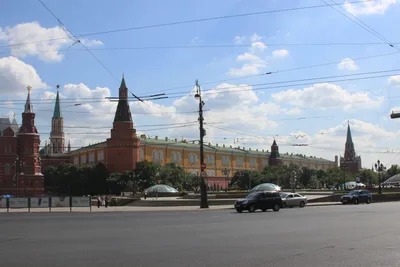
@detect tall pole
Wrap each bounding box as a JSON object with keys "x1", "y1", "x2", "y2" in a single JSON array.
[{"x1": 195, "y1": 80, "x2": 209, "y2": 208}]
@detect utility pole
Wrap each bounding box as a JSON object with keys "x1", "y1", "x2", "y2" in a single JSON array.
[{"x1": 195, "y1": 80, "x2": 209, "y2": 208}]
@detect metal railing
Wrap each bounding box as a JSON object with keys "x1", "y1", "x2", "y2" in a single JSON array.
[{"x1": 0, "y1": 196, "x2": 91, "y2": 212}]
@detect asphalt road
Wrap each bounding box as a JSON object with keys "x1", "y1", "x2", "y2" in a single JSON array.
[{"x1": 1, "y1": 202, "x2": 400, "y2": 267}]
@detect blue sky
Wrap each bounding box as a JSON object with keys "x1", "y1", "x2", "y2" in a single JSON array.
[{"x1": 1, "y1": 0, "x2": 400, "y2": 168}]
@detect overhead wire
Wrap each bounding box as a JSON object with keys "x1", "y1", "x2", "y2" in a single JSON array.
[
  {"x1": 0, "y1": 0, "x2": 378, "y2": 49},
  {"x1": 323, "y1": 0, "x2": 399, "y2": 52},
  {"x1": 1, "y1": 66, "x2": 399, "y2": 105}
]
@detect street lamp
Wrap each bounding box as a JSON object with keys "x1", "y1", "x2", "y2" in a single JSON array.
[
  {"x1": 195, "y1": 79, "x2": 208, "y2": 209},
  {"x1": 374, "y1": 160, "x2": 385, "y2": 194},
  {"x1": 222, "y1": 168, "x2": 230, "y2": 190},
  {"x1": 13, "y1": 155, "x2": 25, "y2": 197}
]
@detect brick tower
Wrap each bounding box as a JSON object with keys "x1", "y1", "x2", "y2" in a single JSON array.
[
  {"x1": 268, "y1": 139, "x2": 282, "y2": 166},
  {"x1": 106, "y1": 76, "x2": 140, "y2": 173},
  {"x1": 340, "y1": 121, "x2": 361, "y2": 173},
  {"x1": 17, "y1": 86, "x2": 44, "y2": 196},
  {"x1": 49, "y1": 85, "x2": 65, "y2": 154}
]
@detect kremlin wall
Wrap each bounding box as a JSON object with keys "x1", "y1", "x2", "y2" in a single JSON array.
[{"x1": 0, "y1": 77, "x2": 341, "y2": 196}]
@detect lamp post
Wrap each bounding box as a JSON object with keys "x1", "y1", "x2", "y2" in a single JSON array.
[
  {"x1": 13, "y1": 155, "x2": 25, "y2": 197},
  {"x1": 374, "y1": 160, "x2": 385, "y2": 194},
  {"x1": 222, "y1": 168, "x2": 230, "y2": 190},
  {"x1": 195, "y1": 80, "x2": 208, "y2": 208}
]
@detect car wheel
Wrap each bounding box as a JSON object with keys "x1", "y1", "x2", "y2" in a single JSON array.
[
  {"x1": 299, "y1": 201, "x2": 305, "y2": 208},
  {"x1": 272, "y1": 204, "x2": 280, "y2": 212},
  {"x1": 236, "y1": 208, "x2": 243, "y2": 213},
  {"x1": 282, "y1": 202, "x2": 287, "y2": 208},
  {"x1": 261, "y1": 208, "x2": 267, "y2": 212},
  {"x1": 366, "y1": 198, "x2": 371, "y2": 204},
  {"x1": 353, "y1": 198, "x2": 359, "y2": 204},
  {"x1": 248, "y1": 205, "x2": 256, "y2": 212}
]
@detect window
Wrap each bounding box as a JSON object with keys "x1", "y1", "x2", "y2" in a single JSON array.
[
  {"x1": 221, "y1": 155, "x2": 230, "y2": 166},
  {"x1": 97, "y1": 151, "x2": 104, "y2": 161},
  {"x1": 206, "y1": 154, "x2": 215, "y2": 164},
  {"x1": 139, "y1": 148, "x2": 144, "y2": 161},
  {"x1": 152, "y1": 150, "x2": 159, "y2": 163},
  {"x1": 4, "y1": 163, "x2": 11, "y2": 175},
  {"x1": 177, "y1": 152, "x2": 182, "y2": 163},
  {"x1": 74, "y1": 156, "x2": 79, "y2": 165},
  {"x1": 206, "y1": 170, "x2": 215, "y2": 176},
  {"x1": 172, "y1": 151, "x2": 177, "y2": 163},
  {"x1": 189, "y1": 153, "x2": 198, "y2": 165},
  {"x1": 81, "y1": 155, "x2": 86, "y2": 164},
  {"x1": 158, "y1": 150, "x2": 163, "y2": 163},
  {"x1": 89, "y1": 152, "x2": 95, "y2": 164},
  {"x1": 236, "y1": 156, "x2": 244, "y2": 168},
  {"x1": 262, "y1": 159, "x2": 268, "y2": 168},
  {"x1": 249, "y1": 158, "x2": 257, "y2": 168}
]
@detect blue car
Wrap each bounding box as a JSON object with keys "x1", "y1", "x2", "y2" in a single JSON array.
[{"x1": 341, "y1": 190, "x2": 372, "y2": 205}]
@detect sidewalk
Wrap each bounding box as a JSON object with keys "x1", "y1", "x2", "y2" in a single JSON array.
[{"x1": 0, "y1": 202, "x2": 340, "y2": 213}]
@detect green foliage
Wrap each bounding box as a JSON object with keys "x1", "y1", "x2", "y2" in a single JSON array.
[{"x1": 44, "y1": 162, "x2": 110, "y2": 196}]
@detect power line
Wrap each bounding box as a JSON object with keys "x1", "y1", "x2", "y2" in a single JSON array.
[
  {"x1": 0, "y1": 0, "x2": 377, "y2": 49},
  {"x1": 323, "y1": 0, "x2": 399, "y2": 52},
  {"x1": 206, "y1": 125, "x2": 400, "y2": 155},
  {"x1": 2, "y1": 42, "x2": 400, "y2": 56},
  {"x1": 37, "y1": 0, "x2": 148, "y2": 103},
  {"x1": 127, "y1": 51, "x2": 400, "y2": 95},
  {"x1": 2, "y1": 66, "x2": 399, "y2": 105}
]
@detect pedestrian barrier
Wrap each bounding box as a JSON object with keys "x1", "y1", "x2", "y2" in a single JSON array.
[{"x1": 0, "y1": 196, "x2": 91, "y2": 212}]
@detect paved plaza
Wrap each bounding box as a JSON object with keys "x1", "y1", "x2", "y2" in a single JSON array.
[{"x1": 1, "y1": 202, "x2": 400, "y2": 266}]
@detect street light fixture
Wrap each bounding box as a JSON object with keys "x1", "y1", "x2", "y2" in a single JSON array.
[
  {"x1": 374, "y1": 160, "x2": 385, "y2": 194},
  {"x1": 195, "y1": 80, "x2": 208, "y2": 209}
]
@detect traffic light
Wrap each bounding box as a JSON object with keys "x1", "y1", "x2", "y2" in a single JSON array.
[{"x1": 390, "y1": 112, "x2": 400, "y2": 119}]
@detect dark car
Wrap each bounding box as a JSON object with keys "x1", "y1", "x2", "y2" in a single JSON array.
[
  {"x1": 341, "y1": 190, "x2": 372, "y2": 205},
  {"x1": 234, "y1": 191, "x2": 282, "y2": 213}
]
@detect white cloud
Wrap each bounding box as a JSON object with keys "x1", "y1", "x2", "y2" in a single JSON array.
[
  {"x1": 228, "y1": 33, "x2": 269, "y2": 77},
  {"x1": 337, "y1": 57, "x2": 359, "y2": 71},
  {"x1": 272, "y1": 83, "x2": 383, "y2": 110},
  {"x1": 0, "y1": 56, "x2": 47, "y2": 96},
  {"x1": 234, "y1": 36, "x2": 246, "y2": 44},
  {"x1": 228, "y1": 64, "x2": 261, "y2": 76},
  {"x1": 249, "y1": 33, "x2": 264, "y2": 42},
  {"x1": 388, "y1": 75, "x2": 400, "y2": 86},
  {"x1": 250, "y1": 41, "x2": 267, "y2": 52},
  {"x1": 343, "y1": 0, "x2": 397, "y2": 16},
  {"x1": 236, "y1": 52, "x2": 263, "y2": 63},
  {"x1": 272, "y1": 49, "x2": 289, "y2": 57},
  {"x1": 0, "y1": 22, "x2": 103, "y2": 62},
  {"x1": 190, "y1": 37, "x2": 204, "y2": 45}
]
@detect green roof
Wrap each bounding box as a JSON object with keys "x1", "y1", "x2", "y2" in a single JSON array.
[{"x1": 53, "y1": 90, "x2": 62, "y2": 118}]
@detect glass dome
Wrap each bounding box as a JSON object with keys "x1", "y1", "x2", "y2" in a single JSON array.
[
  {"x1": 251, "y1": 183, "x2": 281, "y2": 192},
  {"x1": 384, "y1": 174, "x2": 400, "y2": 184},
  {"x1": 146, "y1": 184, "x2": 178, "y2": 193}
]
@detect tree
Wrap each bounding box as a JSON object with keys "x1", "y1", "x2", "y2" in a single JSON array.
[
  {"x1": 134, "y1": 161, "x2": 160, "y2": 191},
  {"x1": 386, "y1": 164, "x2": 400, "y2": 178}
]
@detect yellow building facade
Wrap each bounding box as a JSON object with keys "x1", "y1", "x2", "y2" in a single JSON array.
[{"x1": 69, "y1": 135, "x2": 338, "y2": 179}]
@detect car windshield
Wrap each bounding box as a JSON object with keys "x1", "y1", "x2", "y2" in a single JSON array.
[
  {"x1": 245, "y1": 192, "x2": 261, "y2": 199},
  {"x1": 280, "y1": 193, "x2": 288, "y2": 198},
  {"x1": 348, "y1": 190, "x2": 360, "y2": 195}
]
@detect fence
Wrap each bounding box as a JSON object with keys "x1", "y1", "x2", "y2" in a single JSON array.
[{"x1": 0, "y1": 196, "x2": 91, "y2": 212}]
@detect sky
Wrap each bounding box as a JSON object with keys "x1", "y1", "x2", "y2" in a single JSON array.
[{"x1": 1, "y1": 0, "x2": 400, "y2": 169}]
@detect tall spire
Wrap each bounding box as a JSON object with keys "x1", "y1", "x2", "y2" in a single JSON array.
[
  {"x1": 346, "y1": 120, "x2": 353, "y2": 144},
  {"x1": 53, "y1": 85, "x2": 62, "y2": 118},
  {"x1": 113, "y1": 75, "x2": 132, "y2": 122},
  {"x1": 24, "y1": 85, "x2": 32, "y2": 113},
  {"x1": 67, "y1": 139, "x2": 71, "y2": 153}
]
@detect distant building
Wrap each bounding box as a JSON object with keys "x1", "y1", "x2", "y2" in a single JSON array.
[
  {"x1": 0, "y1": 86, "x2": 44, "y2": 196},
  {"x1": 340, "y1": 122, "x2": 362, "y2": 173}
]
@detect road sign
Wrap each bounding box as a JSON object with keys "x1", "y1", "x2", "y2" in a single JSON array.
[{"x1": 201, "y1": 163, "x2": 206, "y2": 170}]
